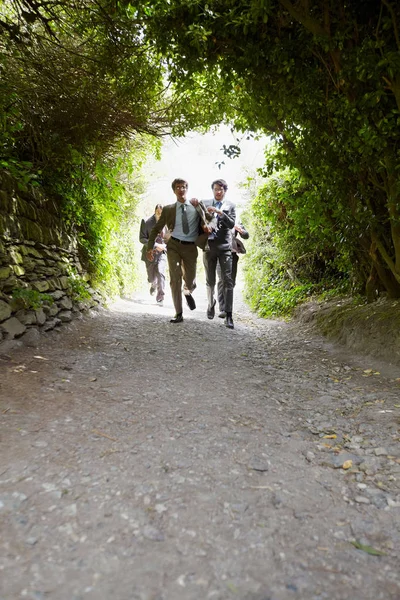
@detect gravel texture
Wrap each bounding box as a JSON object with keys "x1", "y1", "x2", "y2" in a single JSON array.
[{"x1": 1, "y1": 284, "x2": 399, "y2": 600}]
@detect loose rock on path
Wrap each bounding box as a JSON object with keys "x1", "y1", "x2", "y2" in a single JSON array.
[{"x1": 1, "y1": 287, "x2": 399, "y2": 600}]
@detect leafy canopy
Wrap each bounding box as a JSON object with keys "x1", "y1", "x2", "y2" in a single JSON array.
[{"x1": 136, "y1": 0, "x2": 400, "y2": 299}]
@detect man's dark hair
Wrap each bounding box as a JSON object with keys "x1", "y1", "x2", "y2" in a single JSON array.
[
  {"x1": 154, "y1": 204, "x2": 162, "y2": 211},
  {"x1": 211, "y1": 179, "x2": 228, "y2": 191},
  {"x1": 171, "y1": 178, "x2": 188, "y2": 191}
]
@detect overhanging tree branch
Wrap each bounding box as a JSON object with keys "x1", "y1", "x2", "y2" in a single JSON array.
[{"x1": 278, "y1": 0, "x2": 327, "y2": 37}]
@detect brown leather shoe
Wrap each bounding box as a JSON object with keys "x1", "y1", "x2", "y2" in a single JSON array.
[{"x1": 170, "y1": 314, "x2": 183, "y2": 323}]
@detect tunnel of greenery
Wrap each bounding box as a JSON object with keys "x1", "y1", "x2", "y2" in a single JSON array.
[{"x1": 1, "y1": 0, "x2": 400, "y2": 317}]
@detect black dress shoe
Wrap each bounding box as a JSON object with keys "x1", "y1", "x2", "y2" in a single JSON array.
[
  {"x1": 207, "y1": 300, "x2": 216, "y2": 320},
  {"x1": 218, "y1": 311, "x2": 226, "y2": 319},
  {"x1": 170, "y1": 314, "x2": 183, "y2": 323},
  {"x1": 185, "y1": 294, "x2": 196, "y2": 310},
  {"x1": 225, "y1": 314, "x2": 234, "y2": 329}
]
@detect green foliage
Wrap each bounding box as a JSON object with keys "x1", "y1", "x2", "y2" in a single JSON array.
[
  {"x1": 0, "y1": 158, "x2": 38, "y2": 191},
  {"x1": 11, "y1": 287, "x2": 54, "y2": 310},
  {"x1": 0, "y1": 0, "x2": 219, "y2": 185},
  {"x1": 3, "y1": 0, "x2": 400, "y2": 306},
  {"x1": 137, "y1": 0, "x2": 400, "y2": 299},
  {"x1": 105, "y1": 211, "x2": 141, "y2": 297},
  {"x1": 243, "y1": 166, "x2": 353, "y2": 318},
  {"x1": 244, "y1": 234, "x2": 350, "y2": 318},
  {"x1": 66, "y1": 276, "x2": 91, "y2": 303},
  {"x1": 56, "y1": 136, "x2": 155, "y2": 295},
  {"x1": 1, "y1": 0, "x2": 171, "y2": 172},
  {"x1": 0, "y1": 96, "x2": 38, "y2": 190},
  {"x1": 1, "y1": 1, "x2": 227, "y2": 296}
]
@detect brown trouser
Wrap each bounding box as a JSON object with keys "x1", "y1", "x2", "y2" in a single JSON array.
[{"x1": 167, "y1": 237, "x2": 198, "y2": 315}]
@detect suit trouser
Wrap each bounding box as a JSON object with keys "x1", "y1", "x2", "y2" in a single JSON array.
[
  {"x1": 147, "y1": 254, "x2": 166, "y2": 302},
  {"x1": 218, "y1": 252, "x2": 238, "y2": 311},
  {"x1": 167, "y1": 237, "x2": 198, "y2": 314},
  {"x1": 203, "y1": 244, "x2": 233, "y2": 313},
  {"x1": 144, "y1": 258, "x2": 152, "y2": 284}
]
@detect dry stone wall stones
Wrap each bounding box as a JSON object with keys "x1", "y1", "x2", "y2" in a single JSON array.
[
  {"x1": 59, "y1": 297, "x2": 73, "y2": 310},
  {"x1": 1, "y1": 317, "x2": 26, "y2": 339},
  {"x1": 50, "y1": 290, "x2": 65, "y2": 301},
  {"x1": 44, "y1": 304, "x2": 60, "y2": 317},
  {"x1": 31, "y1": 280, "x2": 50, "y2": 293},
  {"x1": 14, "y1": 310, "x2": 37, "y2": 326},
  {"x1": 58, "y1": 310, "x2": 73, "y2": 322},
  {"x1": 0, "y1": 174, "x2": 101, "y2": 349},
  {"x1": 12, "y1": 265, "x2": 25, "y2": 276},
  {"x1": 0, "y1": 299, "x2": 12, "y2": 321},
  {"x1": 35, "y1": 308, "x2": 47, "y2": 326},
  {"x1": 42, "y1": 318, "x2": 62, "y2": 331},
  {"x1": 21, "y1": 327, "x2": 41, "y2": 347},
  {"x1": 59, "y1": 276, "x2": 69, "y2": 289}
]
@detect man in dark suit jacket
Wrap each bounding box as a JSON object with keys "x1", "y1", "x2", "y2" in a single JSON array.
[
  {"x1": 147, "y1": 178, "x2": 209, "y2": 323},
  {"x1": 139, "y1": 204, "x2": 165, "y2": 303},
  {"x1": 202, "y1": 179, "x2": 236, "y2": 329}
]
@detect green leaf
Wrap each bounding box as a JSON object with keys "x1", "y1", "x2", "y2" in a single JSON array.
[{"x1": 350, "y1": 541, "x2": 386, "y2": 556}]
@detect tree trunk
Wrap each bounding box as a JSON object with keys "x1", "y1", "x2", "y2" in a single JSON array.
[{"x1": 368, "y1": 239, "x2": 400, "y2": 298}]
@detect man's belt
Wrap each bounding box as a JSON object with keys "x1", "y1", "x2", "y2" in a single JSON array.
[{"x1": 170, "y1": 237, "x2": 195, "y2": 245}]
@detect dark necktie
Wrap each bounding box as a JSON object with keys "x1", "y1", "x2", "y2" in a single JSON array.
[
  {"x1": 215, "y1": 201, "x2": 222, "y2": 222},
  {"x1": 181, "y1": 204, "x2": 189, "y2": 234}
]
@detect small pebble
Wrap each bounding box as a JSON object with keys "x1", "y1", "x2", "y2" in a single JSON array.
[{"x1": 355, "y1": 496, "x2": 370, "y2": 504}]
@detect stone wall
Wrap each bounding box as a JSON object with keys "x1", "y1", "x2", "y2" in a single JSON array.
[{"x1": 0, "y1": 172, "x2": 100, "y2": 350}]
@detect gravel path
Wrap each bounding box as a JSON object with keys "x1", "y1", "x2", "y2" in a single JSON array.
[{"x1": 1, "y1": 284, "x2": 399, "y2": 600}]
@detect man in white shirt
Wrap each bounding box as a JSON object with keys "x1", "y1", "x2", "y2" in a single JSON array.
[{"x1": 147, "y1": 178, "x2": 208, "y2": 323}]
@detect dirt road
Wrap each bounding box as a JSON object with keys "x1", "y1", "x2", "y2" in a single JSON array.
[{"x1": 1, "y1": 286, "x2": 399, "y2": 600}]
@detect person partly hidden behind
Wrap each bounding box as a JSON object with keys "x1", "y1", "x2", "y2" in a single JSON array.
[
  {"x1": 146, "y1": 178, "x2": 212, "y2": 323},
  {"x1": 139, "y1": 204, "x2": 167, "y2": 306},
  {"x1": 217, "y1": 221, "x2": 249, "y2": 318}
]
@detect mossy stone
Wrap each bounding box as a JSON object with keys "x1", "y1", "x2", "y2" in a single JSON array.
[
  {"x1": 12, "y1": 264, "x2": 25, "y2": 276},
  {"x1": 9, "y1": 249, "x2": 23, "y2": 264},
  {"x1": 31, "y1": 280, "x2": 50, "y2": 292},
  {"x1": 0, "y1": 266, "x2": 11, "y2": 279}
]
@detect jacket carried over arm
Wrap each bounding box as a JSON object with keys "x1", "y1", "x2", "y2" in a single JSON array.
[
  {"x1": 139, "y1": 214, "x2": 157, "y2": 261},
  {"x1": 202, "y1": 199, "x2": 236, "y2": 249},
  {"x1": 232, "y1": 222, "x2": 249, "y2": 254},
  {"x1": 236, "y1": 223, "x2": 249, "y2": 240},
  {"x1": 220, "y1": 203, "x2": 236, "y2": 232}
]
